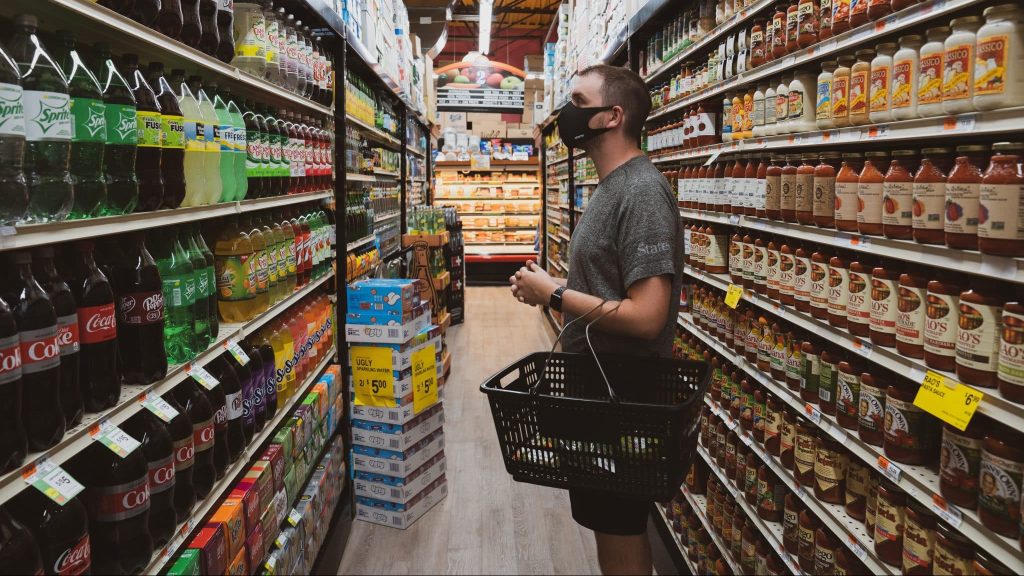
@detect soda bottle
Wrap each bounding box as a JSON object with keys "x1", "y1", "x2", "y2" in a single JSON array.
[
  {"x1": 187, "y1": 76, "x2": 222, "y2": 204},
  {"x1": 171, "y1": 379, "x2": 215, "y2": 499},
  {"x1": 94, "y1": 47, "x2": 140, "y2": 216},
  {"x1": 0, "y1": 295, "x2": 26, "y2": 474},
  {"x1": 180, "y1": 0, "x2": 202, "y2": 47},
  {"x1": 292, "y1": 208, "x2": 310, "y2": 287},
  {"x1": 241, "y1": 99, "x2": 264, "y2": 199},
  {"x1": 0, "y1": 41, "x2": 28, "y2": 225},
  {"x1": 160, "y1": 392, "x2": 196, "y2": 520},
  {"x1": 155, "y1": 0, "x2": 185, "y2": 40},
  {"x1": 244, "y1": 214, "x2": 270, "y2": 316},
  {"x1": 31, "y1": 247, "x2": 81, "y2": 426},
  {"x1": 196, "y1": 366, "x2": 228, "y2": 480},
  {"x1": 286, "y1": 309, "x2": 307, "y2": 382},
  {"x1": 216, "y1": 0, "x2": 235, "y2": 64},
  {"x1": 173, "y1": 69, "x2": 205, "y2": 207},
  {"x1": 279, "y1": 111, "x2": 294, "y2": 193},
  {"x1": 262, "y1": 1, "x2": 282, "y2": 86},
  {"x1": 5, "y1": 252, "x2": 64, "y2": 451},
  {"x1": 300, "y1": 24, "x2": 314, "y2": 99},
  {"x1": 221, "y1": 88, "x2": 247, "y2": 201},
  {"x1": 223, "y1": 342, "x2": 254, "y2": 442},
  {"x1": 0, "y1": 508, "x2": 44, "y2": 575},
  {"x1": 232, "y1": 2, "x2": 266, "y2": 77},
  {"x1": 254, "y1": 338, "x2": 277, "y2": 420},
  {"x1": 255, "y1": 214, "x2": 279, "y2": 305},
  {"x1": 112, "y1": 234, "x2": 167, "y2": 385},
  {"x1": 283, "y1": 14, "x2": 302, "y2": 95},
  {"x1": 214, "y1": 216, "x2": 254, "y2": 322},
  {"x1": 198, "y1": 0, "x2": 220, "y2": 56},
  {"x1": 262, "y1": 213, "x2": 286, "y2": 303},
  {"x1": 6, "y1": 489, "x2": 91, "y2": 576},
  {"x1": 181, "y1": 226, "x2": 210, "y2": 351},
  {"x1": 127, "y1": 0, "x2": 160, "y2": 26},
  {"x1": 208, "y1": 82, "x2": 235, "y2": 202},
  {"x1": 267, "y1": 320, "x2": 294, "y2": 405},
  {"x1": 65, "y1": 241, "x2": 120, "y2": 412},
  {"x1": 123, "y1": 53, "x2": 161, "y2": 213},
  {"x1": 263, "y1": 106, "x2": 284, "y2": 196},
  {"x1": 237, "y1": 340, "x2": 264, "y2": 433},
  {"x1": 146, "y1": 62, "x2": 185, "y2": 209},
  {"x1": 65, "y1": 440, "x2": 153, "y2": 575},
  {"x1": 211, "y1": 355, "x2": 245, "y2": 458},
  {"x1": 7, "y1": 14, "x2": 74, "y2": 223},
  {"x1": 121, "y1": 408, "x2": 176, "y2": 548},
  {"x1": 276, "y1": 209, "x2": 297, "y2": 293},
  {"x1": 191, "y1": 226, "x2": 218, "y2": 341},
  {"x1": 150, "y1": 230, "x2": 195, "y2": 364}
]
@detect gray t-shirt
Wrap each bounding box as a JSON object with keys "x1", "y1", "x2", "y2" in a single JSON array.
[{"x1": 563, "y1": 155, "x2": 683, "y2": 357}]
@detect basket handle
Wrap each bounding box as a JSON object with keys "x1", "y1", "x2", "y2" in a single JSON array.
[{"x1": 535, "y1": 300, "x2": 622, "y2": 402}]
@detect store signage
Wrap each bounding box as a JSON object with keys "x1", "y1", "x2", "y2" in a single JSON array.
[
  {"x1": 351, "y1": 346, "x2": 396, "y2": 407},
  {"x1": 411, "y1": 345, "x2": 438, "y2": 414},
  {"x1": 913, "y1": 370, "x2": 983, "y2": 431},
  {"x1": 436, "y1": 55, "x2": 526, "y2": 113}
]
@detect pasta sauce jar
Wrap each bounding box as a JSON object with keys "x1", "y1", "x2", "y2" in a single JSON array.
[
  {"x1": 884, "y1": 380, "x2": 939, "y2": 465},
  {"x1": 834, "y1": 152, "x2": 864, "y2": 231},
  {"x1": 858, "y1": 151, "x2": 888, "y2": 236},
  {"x1": 945, "y1": 144, "x2": 990, "y2": 250},
  {"x1": 814, "y1": 435, "x2": 848, "y2": 503},
  {"x1": 912, "y1": 147, "x2": 954, "y2": 245},
  {"x1": 870, "y1": 264, "x2": 899, "y2": 347},
  {"x1": 873, "y1": 479, "x2": 906, "y2": 567},
  {"x1": 845, "y1": 459, "x2": 870, "y2": 521},
  {"x1": 979, "y1": 428, "x2": 1024, "y2": 538},
  {"x1": 896, "y1": 267, "x2": 929, "y2": 359},
  {"x1": 979, "y1": 142, "x2": 1024, "y2": 256},
  {"x1": 847, "y1": 259, "x2": 874, "y2": 337},
  {"x1": 902, "y1": 499, "x2": 937, "y2": 575},
  {"x1": 881, "y1": 150, "x2": 918, "y2": 240},
  {"x1": 925, "y1": 274, "x2": 964, "y2": 371},
  {"x1": 813, "y1": 152, "x2": 840, "y2": 227},
  {"x1": 957, "y1": 280, "x2": 1008, "y2": 388},
  {"x1": 999, "y1": 300, "x2": 1024, "y2": 402},
  {"x1": 858, "y1": 371, "x2": 887, "y2": 446},
  {"x1": 940, "y1": 418, "x2": 986, "y2": 509}
]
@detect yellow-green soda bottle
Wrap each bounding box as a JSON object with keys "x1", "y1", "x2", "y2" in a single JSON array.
[
  {"x1": 242, "y1": 214, "x2": 270, "y2": 317},
  {"x1": 213, "y1": 215, "x2": 254, "y2": 322}
]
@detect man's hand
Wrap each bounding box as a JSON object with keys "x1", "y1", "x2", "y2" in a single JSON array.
[{"x1": 509, "y1": 260, "x2": 559, "y2": 307}]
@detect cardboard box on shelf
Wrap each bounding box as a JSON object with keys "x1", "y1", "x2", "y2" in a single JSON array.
[
  {"x1": 524, "y1": 78, "x2": 544, "y2": 93},
  {"x1": 506, "y1": 123, "x2": 533, "y2": 139},
  {"x1": 523, "y1": 54, "x2": 544, "y2": 73},
  {"x1": 440, "y1": 111, "x2": 466, "y2": 131},
  {"x1": 353, "y1": 454, "x2": 446, "y2": 504},
  {"x1": 355, "y1": 478, "x2": 448, "y2": 529}
]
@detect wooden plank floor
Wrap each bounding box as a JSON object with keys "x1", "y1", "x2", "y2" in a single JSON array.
[{"x1": 337, "y1": 286, "x2": 602, "y2": 575}]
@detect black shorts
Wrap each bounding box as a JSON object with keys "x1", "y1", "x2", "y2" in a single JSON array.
[{"x1": 569, "y1": 488, "x2": 650, "y2": 535}]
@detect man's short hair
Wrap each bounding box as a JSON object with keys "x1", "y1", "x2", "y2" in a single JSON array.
[{"x1": 578, "y1": 64, "x2": 651, "y2": 144}]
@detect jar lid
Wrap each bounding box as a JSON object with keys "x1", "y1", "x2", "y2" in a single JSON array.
[
  {"x1": 955, "y1": 144, "x2": 990, "y2": 153},
  {"x1": 925, "y1": 26, "x2": 952, "y2": 37},
  {"x1": 993, "y1": 142, "x2": 1024, "y2": 153},
  {"x1": 866, "y1": 151, "x2": 888, "y2": 157},
  {"x1": 802, "y1": 153, "x2": 818, "y2": 161},
  {"x1": 891, "y1": 149, "x2": 916, "y2": 157},
  {"x1": 922, "y1": 147, "x2": 954, "y2": 155},
  {"x1": 821, "y1": 60, "x2": 838, "y2": 69},
  {"x1": 855, "y1": 48, "x2": 875, "y2": 59},
  {"x1": 843, "y1": 152, "x2": 864, "y2": 159},
  {"x1": 898, "y1": 34, "x2": 924, "y2": 44},
  {"x1": 951, "y1": 15, "x2": 983, "y2": 27},
  {"x1": 985, "y1": 4, "x2": 1023, "y2": 18},
  {"x1": 837, "y1": 55, "x2": 856, "y2": 66},
  {"x1": 819, "y1": 151, "x2": 842, "y2": 159},
  {"x1": 877, "y1": 42, "x2": 898, "y2": 53}
]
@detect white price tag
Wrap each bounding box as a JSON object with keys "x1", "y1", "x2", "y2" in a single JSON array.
[
  {"x1": 140, "y1": 392, "x2": 179, "y2": 423},
  {"x1": 852, "y1": 339, "x2": 873, "y2": 359},
  {"x1": 929, "y1": 495, "x2": 964, "y2": 528},
  {"x1": 187, "y1": 364, "x2": 220, "y2": 389},
  {"x1": 803, "y1": 403, "x2": 822, "y2": 425},
  {"x1": 877, "y1": 456, "x2": 902, "y2": 483},
  {"x1": 224, "y1": 339, "x2": 251, "y2": 365},
  {"x1": 740, "y1": 431, "x2": 753, "y2": 446},
  {"x1": 89, "y1": 420, "x2": 142, "y2": 458},
  {"x1": 847, "y1": 536, "x2": 869, "y2": 562},
  {"x1": 725, "y1": 415, "x2": 738, "y2": 430},
  {"x1": 795, "y1": 484, "x2": 810, "y2": 501},
  {"x1": 729, "y1": 214, "x2": 740, "y2": 225},
  {"x1": 287, "y1": 509, "x2": 303, "y2": 527},
  {"x1": 22, "y1": 458, "x2": 85, "y2": 505}
]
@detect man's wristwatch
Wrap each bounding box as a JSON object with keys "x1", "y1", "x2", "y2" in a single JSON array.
[{"x1": 549, "y1": 286, "x2": 567, "y2": 312}]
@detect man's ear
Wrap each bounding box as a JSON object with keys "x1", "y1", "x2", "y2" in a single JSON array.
[{"x1": 605, "y1": 105, "x2": 625, "y2": 129}]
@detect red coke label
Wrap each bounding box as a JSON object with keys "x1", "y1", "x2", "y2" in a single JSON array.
[
  {"x1": 53, "y1": 533, "x2": 91, "y2": 576},
  {"x1": 118, "y1": 291, "x2": 165, "y2": 325},
  {"x1": 56, "y1": 313, "x2": 81, "y2": 356},
  {"x1": 0, "y1": 334, "x2": 22, "y2": 385},
  {"x1": 19, "y1": 325, "x2": 60, "y2": 374},
  {"x1": 194, "y1": 418, "x2": 215, "y2": 452},
  {"x1": 79, "y1": 303, "x2": 117, "y2": 344},
  {"x1": 173, "y1": 435, "x2": 195, "y2": 471},
  {"x1": 91, "y1": 476, "x2": 150, "y2": 522},
  {"x1": 148, "y1": 454, "x2": 175, "y2": 494}
]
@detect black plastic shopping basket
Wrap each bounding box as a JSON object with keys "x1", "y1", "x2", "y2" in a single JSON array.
[{"x1": 481, "y1": 303, "x2": 710, "y2": 501}]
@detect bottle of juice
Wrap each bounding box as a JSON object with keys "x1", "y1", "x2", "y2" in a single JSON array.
[
  {"x1": 243, "y1": 214, "x2": 270, "y2": 317},
  {"x1": 188, "y1": 76, "x2": 222, "y2": 204},
  {"x1": 255, "y1": 213, "x2": 280, "y2": 305},
  {"x1": 174, "y1": 69, "x2": 205, "y2": 206},
  {"x1": 213, "y1": 216, "x2": 254, "y2": 322}
]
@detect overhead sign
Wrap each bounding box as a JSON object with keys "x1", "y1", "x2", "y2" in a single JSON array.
[{"x1": 436, "y1": 54, "x2": 526, "y2": 113}]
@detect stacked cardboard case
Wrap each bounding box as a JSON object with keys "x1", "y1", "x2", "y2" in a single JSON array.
[{"x1": 346, "y1": 279, "x2": 448, "y2": 529}]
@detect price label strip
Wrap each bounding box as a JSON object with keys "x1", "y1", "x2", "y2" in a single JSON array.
[
  {"x1": 89, "y1": 420, "x2": 142, "y2": 458},
  {"x1": 22, "y1": 458, "x2": 85, "y2": 506},
  {"x1": 224, "y1": 339, "x2": 250, "y2": 366},
  {"x1": 139, "y1": 392, "x2": 180, "y2": 423},
  {"x1": 877, "y1": 455, "x2": 902, "y2": 483},
  {"x1": 411, "y1": 345, "x2": 439, "y2": 414},
  {"x1": 724, "y1": 283, "x2": 744, "y2": 309},
  {"x1": 930, "y1": 494, "x2": 964, "y2": 528},
  {"x1": 187, "y1": 364, "x2": 220, "y2": 390},
  {"x1": 351, "y1": 346, "x2": 397, "y2": 408},
  {"x1": 913, "y1": 371, "x2": 983, "y2": 431}
]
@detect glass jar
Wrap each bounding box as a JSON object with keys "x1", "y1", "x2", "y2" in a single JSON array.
[
  {"x1": 882, "y1": 149, "x2": 918, "y2": 240},
  {"x1": 780, "y1": 406, "x2": 796, "y2": 467},
  {"x1": 796, "y1": 153, "x2": 816, "y2": 224},
  {"x1": 765, "y1": 155, "x2": 783, "y2": 220},
  {"x1": 836, "y1": 359, "x2": 861, "y2": 429},
  {"x1": 786, "y1": 331, "x2": 804, "y2": 391},
  {"x1": 979, "y1": 142, "x2": 1024, "y2": 256},
  {"x1": 810, "y1": 248, "x2": 830, "y2": 320},
  {"x1": 849, "y1": 49, "x2": 874, "y2": 125},
  {"x1": 873, "y1": 479, "x2": 906, "y2": 567},
  {"x1": 757, "y1": 464, "x2": 786, "y2": 522},
  {"x1": 741, "y1": 518, "x2": 758, "y2": 574},
  {"x1": 918, "y1": 26, "x2": 951, "y2": 118},
  {"x1": 973, "y1": 549, "x2": 1015, "y2": 576},
  {"x1": 831, "y1": 55, "x2": 855, "y2": 128},
  {"x1": 847, "y1": 260, "x2": 873, "y2": 337},
  {"x1": 945, "y1": 144, "x2": 989, "y2": 250},
  {"x1": 772, "y1": 3, "x2": 789, "y2": 59},
  {"x1": 776, "y1": 75, "x2": 792, "y2": 135},
  {"x1": 870, "y1": 42, "x2": 898, "y2": 123},
  {"x1": 857, "y1": 151, "x2": 887, "y2": 236},
  {"x1": 753, "y1": 237, "x2": 769, "y2": 294},
  {"x1": 794, "y1": 244, "x2": 812, "y2": 312},
  {"x1": 934, "y1": 521, "x2": 975, "y2": 575},
  {"x1": 1000, "y1": 301, "x2": 1024, "y2": 402},
  {"x1": 892, "y1": 34, "x2": 925, "y2": 120},
  {"x1": 858, "y1": 371, "x2": 887, "y2": 446},
  {"x1": 870, "y1": 264, "x2": 899, "y2": 347},
  {"x1": 765, "y1": 393, "x2": 783, "y2": 456},
  {"x1": 974, "y1": 4, "x2": 1024, "y2": 110},
  {"x1": 903, "y1": 499, "x2": 937, "y2": 575},
  {"x1": 943, "y1": 16, "x2": 983, "y2": 115},
  {"x1": 783, "y1": 492, "x2": 804, "y2": 554},
  {"x1": 848, "y1": 0, "x2": 869, "y2": 29},
  {"x1": 814, "y1": 528, "x2": 839, "y2": 573},
  {"x1": 868, "y1": 0, "x2": 892, "y2": 21},
  {"x1": 956, "y1": 279, "x2": 1007, "y2": 388},
  {"x1": 798, "y1": 508, "x2": 821, "y2": 572},
  {"x1": 828, "y1": 254, "x2": 849, "y2": 328},
  {"x1": 884, "y1": 380, "x2": 939, "y2": 465},
  {"x1": 832, "y1": 0, "x2": 851, "y2": 36},
  {"x1": 896, "y1": 267, "x2": 929, "y2": 359},
  {"x1": 814, "y1": 435, "x2": 848, "y2": 503},
  {"x1": 781, "y1": 155, "x2": 798, "y2": 222},
  {"x1": 913, "y1": 147, "x2": 954, "y2": 245},
  {"x1": 779, "y1": 243, "x2": 796, "y2": 305},
  {"x1": 846, "y1": 459, "x2": 870, "y2": 520},
  {"x1": 813, "y1": 152, "x2": 840, "y2": 228},
  {"x1": 925, "y1": 274, "x2": 964, "y2": 371},
  {"x1": 819, "y1": 0, "x2": 834, "y2": 40},
  {"x1": 789, "y1": 71, "x2": 818, "y2": 133},
  {"x1": 940, "y1": 418, "x2": 985, "y2": 509},
  {"x1": 764, "y1": 82, "x2": 779, "y2": 136},
  {"x1": 752, "y1": 84, "x2": 768, "y2": 138},
  {"x1": 767, "y1": 239, "x2": 781, "y2": 300},
  {"x1": 797, "y1": 0, "x2": 819, "y2": 49},
  {"x1": 786, "y1": 1, "x2": 801, "y2": 53},
  {"x1": 817, "y1": 61, "x2": 837, "y2": 129},
  {"x1": 819, "y1": 347, "x2": 840, "y2": 412},
  {"x1": 756, "y1": 155, "x2": 769, "y2": 217},
  {"x1": 979, "y1": 428, "x2": 1024, "y2": 538},
  {"x1": 750, "y1": 21, "x2": 768, "y2": 68},
  {"x1": 794, "y1": 416, "x2": 817, "y2": 486},
  {"x1": 800, "y1": 338, "x2": 821, "y2": 402}
]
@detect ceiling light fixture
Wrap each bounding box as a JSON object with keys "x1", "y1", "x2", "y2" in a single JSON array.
[{"x1": 478, "y1": 0, "x2": 493, "y2": 55}]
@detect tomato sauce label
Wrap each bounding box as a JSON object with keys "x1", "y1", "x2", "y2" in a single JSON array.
[
  {"x1": 794, "y1": 256, "x2": 812, "y2": 301},
  {"x1": 837, "y1": 370, "x2": 860, "y2": 422},
  {"x1": 858, "y1": 381, "x2": 885, "y2": 434},
  {"x1": 88, "y1": 476, "x2": 150, "y2": 522},
  {"x1": 956, "y1": 302, "x2": 1001, "y2": 371},
  {"x1": 975, "y1": 35, "x2": 1008, "y2": 96},
  {"x1": 884, "y1": 395, "x2": 928, "y2": 452},
  {"x1": 919, "y1": 53, "x2": 944, "y2": 104},
  {"x1": 891, "y1": 60, "x2": 914, "y2": 109},
  {"x1": 858, "y1": 182, "x2": 883, "y2": 224},
  {"x1": 831, "y1": 76, "x2": 850, "y2": 118},
  {"x1": 999, "y1": 309, "x2": 1024, "y2": 386},
  {"x1": 925, "y1": 292, "x2": 959, "y2": 358},
  {"x1": 78, "y1": 303, "x2": 117, "y2": 344},
  {"x1": 0, "y1": 334, "x2": 21, "y2": 385},
  {"x1": 56, "y1": 313, "x2": 80, "y2": 357},
  {"x1": 978, "y1": 449, "x2": 1022, "y2": 524},
  {"x1": 870, "y1": 277, "x2": 898, "y2": 334},
  {"x1": 940, "y1": 428, "x2": 982, "y2": 492},
  {"x1": 896, "y1": 285, "x2": 926, "y2": 345},
  {"x1": 945, "y1": 182, "x2": 980, "y2": 234},
  {"x1": 979, "y1": 183, "x2": 1024, "y2": 240},
  {"x1": 20, "y1": 325, "x2": 60, "y2": 374},
  {"x1": 811, "y1": 261, "x2": 829, "y2": 309},
  {"x1": 913, "y1": 182, "x2": 946, "y2": 230},
  {"x1": 849, "y1": 70, "x2": 869, "y2": 116},
  {"x1": 901, "y1": 513, "x2": 935, "y2": 572},
  {"x1": 874, "y1": 494, "x2": 906, "y2": 546},
  {"x1": 882, "y1": 181, "x2": 913, "y2": 226},
  {"x1": 814, "y1": 446, "x2": 847, "y2": 494},
  {"x1": 869, "y1": 66, "x2": 890, "y2": 112},
  {"x1": 828, "y1": 266, "x2": 849, "y2": 316},
  {"x1": 942, "y1": 44, "x2": 973, "y2": 101}
]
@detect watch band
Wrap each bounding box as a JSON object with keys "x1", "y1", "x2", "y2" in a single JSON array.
[{"x1": 550, "y1": 286, "x2": 567, "y2": 312}]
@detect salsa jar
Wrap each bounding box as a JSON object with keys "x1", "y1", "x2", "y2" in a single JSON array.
[
  {"x1": 940, "y1": 418, "x2": 986, "y2": 509},
  {"x1": 885, "y1": 381, "x2": 940, "y2": 465},
  {"x1": 945, "y1": 144, "x2": 990, "y2": 250},
  {"x1": 814, "y1": 435, "x2": 849, "y2": 503},
  {"x1": 913, "y1": 147, "x2": 954, "y2": 245},
  {"x1": 810, "y1": 248, "x2": 831, "y2": 320},
  {"x1": 903, "y1": 499, "x2": 937, "y2": 575},
  {"x1": 870, "y1": 264, "x2": 899, "y2": 347},
  {"x1": 1000, "y1": 301, "x2": 1024, "y2": 402},
  {"x1": 828, "y1": 254, "x2": 850, "y2": 328},
  {"x1": 934, "y1": 520, "x2": 975, "y2": 575},
  {"x1": 783, "y1": 491, "x2": 804, "y2": 554},
  {"x1": 797, "y1": 508, "x2": 821, "y2": 572},
  {"x1": 896, "y1": 267, "x2": 929, "y2": 359},
  {"x1": 979, "y1": 428, "x2": 1024, "y2": 538},
  {"x1": 858, "y1": 371, "x2": 887, "y2": 446},
  {"x1": 846, "y1": 459, "x2": 871, "y2": 521},
  {"x1": 756, "y1": 155, "x2": 770, "y2": 217},
  {"x1": 925, "y1": 275, "x2": 964, "y2": 371},
  {"x1": 979, "y1": 142, "x2": 1024, "y2": 256},
  {"x1": 847, "y1": 259, "x2": 874, "y2": 337},
  {"x1": 814, "y1": 152, "x2": 840, "y2": 227},
  {"x1": 881, "y1": 149, "x2": 918, "y2": 240},
  {"x1": 957, "y1": 280, "x2": 1007, "y2": 388},
  {"x1": 858, "y1": 151, "x2": 888, "y2": 236},
  {"x1": 794, "y1": 416, "x2": 818, "y2": 486},
  {"x1": 873, "y1": 479, "x2": 906, "y2": 567},
  {"x1": 834, "y1": 151, "x2": 863, "y2": 231},
  {"x1": 814, "y1": 528, "x2": 839, "y2": 573},
  {"x1": 836, "y1": 359, "x2": 861, "y2": 429}
]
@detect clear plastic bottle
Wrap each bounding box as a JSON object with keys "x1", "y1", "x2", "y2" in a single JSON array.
[
  {"x1": 262, "y1": 1, "x2": 282, "y2": 85},
  {"x1": 942, "y1": 16, "x2": 982, "y2": 115},
  {"x1": 285, "y1": 14, "x2": 303, "y2": 95},
  {"x1": 231, "y1": 2, "x2": 267, "y2": 77},
  {"x1": 209, "y1": 83, "x2": 236, "y2": 202},
  {"x1": 222, "y1": 89, "x2": 248, "y2": 201},
  {"x1": 188, "y1": 76, "x2": 223, "y2": 204},
  {"x1": 175, "y1": 69, "x2": 205, "y2": 207},
  {"x1": 891, "y1": 34, "x2": 924, "y2": 120}
]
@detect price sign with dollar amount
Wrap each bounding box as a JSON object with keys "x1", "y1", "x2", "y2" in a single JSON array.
[
  {"x1": 412, "y1": 345, "x2": 439, "y2": 414},
  {"x1": 913, "y1": 370, "x2": 984, "y2": 431},
  {"x1": 351, "y1": 346, "x2": 397, "y2": 407}
]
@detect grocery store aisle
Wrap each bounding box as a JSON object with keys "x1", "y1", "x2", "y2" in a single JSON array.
[{"x1": 338, "y1": 286, "x2": 602, "y2": 575}]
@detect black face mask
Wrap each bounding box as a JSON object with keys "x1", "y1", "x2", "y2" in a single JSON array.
[{"x1": 557, "y1": 102, "x2": 613, "y2": 147}]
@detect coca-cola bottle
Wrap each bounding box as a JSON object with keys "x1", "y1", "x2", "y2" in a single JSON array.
[
  {"x1": 0, "y1": 508, "x2": 44, "y2": 575},
  {"x1": 0, "y1": 296, "x2": 27, "y2": 473},
  {"x1": 196, "y1": 365, "x2": 229, "y2": 479},
  {"x1": 31, "y1": 247, "x2": 82, "y2": 427},
  {"x1": 6, "y1": 252, "x2": 65, "y2": 451},
  {"x1": 238, "y1": 340, "x2": 265, "y2": 434},
  {"x1": 6, "y1": 488, "x2": 91, "y2": 576},
  {"x1": 161, "y1": 393, "x2": 196, "y2": 519},
  {"x1": 180, "y1": 0, "x2": 202, "y2": 47},
  {"x1": 122, "y1": 409, "x2": 176, "y2": 547},
  {"x1": 171, "y1": 379, "x2": 215, "y2": 498},
  {"x1": 127, "y1": 0, "x2": 160, "y2": 26},
  {"x1": 219, "y1": 350, "x2": 252, "y2": 445},
  {"x1": 65, "y1": 441, "x2": 153, "y2": 575},
  {"x1": 113, "y1": 234, "x2": 167, "y2": 385},
  {"x1": 65, "y1": 240, "x2": 120, "y2": 412},
  {"x1": 146, "y1": 62, "x2": 186, "y2": 209},
  {"x1": 155, "y1": 0, "x2": 185, "y2": 39},
  {"x1": 198, "y1": 0, "x2": 220, "y2": 56},
  {"x1": 215, "y1": 0, "x2": 234, "y2": 63},
  {"x1": 123, "y1": 54, "x2": 163, "y2": 212},
  {"x1": 211, "y1": 356, "x2": 244, "y2": 461}
]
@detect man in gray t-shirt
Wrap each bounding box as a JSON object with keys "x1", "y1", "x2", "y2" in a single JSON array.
[{"x1": 510, "y1": 64, "x2": 682, "y2": 576}]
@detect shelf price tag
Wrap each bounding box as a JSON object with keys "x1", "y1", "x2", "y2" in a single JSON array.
[
  {"x1": 803, "y1": 403, "x2": 822, "y2": 425},
  {"x1": 877, "y1": 455, "x2": 903, "y2": 483},
  {"x1": 930, "y1": 494, "x2": 964, "y2": 528},
  {"x1": 89, "y1": 420, "x2": 142, "y2": 458},
  {"x1": 847, "y1": 535, "x2": 869, "y2": 562},
  {"x1": 224, "y1": 339, "x2": 250, "y2": 365},
  {"x1": 287, "y1": 509, "x2": 303, "y2": 527},
  {"x1": 913, "y1": 371, "x2": 983, "y2": 431},
  {"x1": 724, "y1": 284, "x2": 744, "y2": 309},
  {"x1": 187, "y1": 364, "x2": 219, "y2": 390},
  {"x1": 411, "y1": 345, "x2": 438, "y2": 414},
  {"x1": 851, "y1": 338, "x2": 873, "y2": 359},
  {"x1": 139, "y1": 392, "x2": 180, "y2": 423},
  {"x1": 22, "y1": 458, "x2": 85, "y2": 506},
  {"x1": 943, "y1": 113, "x2": 977, "y2": 132},
  {"x1": 351, "y1": 346, "x2": 396, "y2": 408}
]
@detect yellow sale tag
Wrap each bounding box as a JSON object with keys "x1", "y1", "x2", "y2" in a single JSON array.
[
  {"x1": 351, "y1": 346, "x2": 396, "y2": 407},
  {"x1": 411, "y1": 345, "x2": 438, "y2": 414},
  {"x1": 724, "y1": 284, "x2": 744, "y2": 309},
  {"x1": 913, "y1": 371, "x2": 983, "y2": 431}
]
